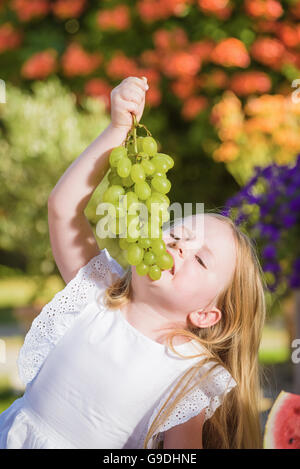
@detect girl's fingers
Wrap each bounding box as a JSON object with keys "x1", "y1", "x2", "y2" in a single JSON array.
[
  {"x1": 120, "y1": 85, "x2": 144, "y2": 105},
  {"x1": 119, "y1": 97, "x2": 140, "y2": 115},
  {"x1": 124, "y1": 76, "x2": 148, "y2": 92}
]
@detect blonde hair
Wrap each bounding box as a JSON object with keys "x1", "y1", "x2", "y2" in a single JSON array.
[{"x1": 102, "y1": 212, "x2": 267, "y2": 449}]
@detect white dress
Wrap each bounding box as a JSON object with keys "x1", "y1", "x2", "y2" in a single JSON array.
[{"x1": 0, "y1": 249, "x2": 237, "y2": 449}]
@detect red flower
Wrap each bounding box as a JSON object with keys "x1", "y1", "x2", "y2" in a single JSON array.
[
  {"x1": 0, "y1": 22, "x2": 23, "y2": 53},
  {"x1": 10, "y1": 0, "x2": 50, "y2": 21},
  {"x1": 211, "y1": 38, "x2": 250, "y2": 68},
  {"x1": 229, "y1": 71, "x2": 271, "y2": 96},
  {"x1": 244, "y1": 0, "x2": 283, "y2": 20},
  {"x1": 61, "y1": 43, "x2": 102, "y2": 77},
  {"x1": 161, "y1": 51, "x2": 201, "y2": 78},
  {"x1": 276, "y1": 22, "x2": 300, "y2": 48},
  {"x1": 84, "y1": 78, "x2": 112, "y2": 108},
  {"x1": 251, "y1": 37, "x2": 285, "y2": 68},
  {"x1": 197, "y1": 0, "x2": 233, "y2": 20},
  {"x1": 97, "y1": 5, "x2": 131, "y2": 31},
  {"x1": 21, "y1": 49, "x2": 57, "y2": 79},
  {"x1": 181, "y1": 95, "x2": 208, "y2": 120},
  {"x1": 52, "y1": 0, "x2": 86, "y2": 19},
  {"x1": 140, "y1": 49, "x2": 161, "y2": 67},
  {"x1": 105, "y1": 52, "x2": 138, "y2": 79}
]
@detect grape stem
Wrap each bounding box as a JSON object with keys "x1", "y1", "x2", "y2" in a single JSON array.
[{"x1": 124, "y1": 113, "x2": 152, "y2": 151}]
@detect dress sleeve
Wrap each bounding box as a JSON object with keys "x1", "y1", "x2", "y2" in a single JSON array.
[
  {"x1": 145, "y1": 361, "x2": 237, "y2": 449},
  {"x1": 17, "y1": 249, "x2": 124, "y2": 387}
]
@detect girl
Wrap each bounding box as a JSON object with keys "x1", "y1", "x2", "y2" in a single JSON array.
[{"x1": 0, "y1": 77, "x2": 267, "y2": 449}]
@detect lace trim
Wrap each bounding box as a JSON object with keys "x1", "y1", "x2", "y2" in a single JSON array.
[
  {"x1": 17, "y1": 250, "x2": 124, "y2": 386},
  {"x1": 141, "y1": 362, "x2": 237, "y2": 449}
]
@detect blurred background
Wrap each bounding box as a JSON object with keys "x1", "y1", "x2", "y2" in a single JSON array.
[{"x1": 0, "y1": 0, "x2": 300, "y2": 438}]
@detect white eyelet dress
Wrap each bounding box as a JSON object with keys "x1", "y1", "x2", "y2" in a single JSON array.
[{"x1": 0, "y1": 249, "x2": 237, "y2": 449}]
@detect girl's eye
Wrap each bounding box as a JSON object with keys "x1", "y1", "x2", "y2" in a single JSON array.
[
  {"x1": 195, "y1": 255, "x2": 207, "y2": 269},
  {"x1": 170, "y1": 232, "x2": 181, "y2": 241}
]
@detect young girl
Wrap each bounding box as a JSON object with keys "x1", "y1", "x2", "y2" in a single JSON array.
[{"x1": 0, "y1": 77, "x2": 267, "y2": 449}]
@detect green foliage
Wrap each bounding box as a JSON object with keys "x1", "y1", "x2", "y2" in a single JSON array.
[{"x1": 0, "y1": 76, "x2": 110, "y2": 276}]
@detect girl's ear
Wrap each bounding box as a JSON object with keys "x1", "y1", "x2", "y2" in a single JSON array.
[{"x1": 189, "y1": 307, "x2": 222, "y2": 329}]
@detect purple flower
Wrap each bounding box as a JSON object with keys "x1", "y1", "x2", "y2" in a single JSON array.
[
  {"x1": 289, "y1": 196, "x2": 300, "y2": 212},
  {"x1": 262, "y1": 245, "x2": 277, "y2": 259},
  {"x1": 264, "y1": 261, "x2": 281, "y2": 274},
  {"x1": 282, "y1": 214, "x2": 297, "y2": 228}
]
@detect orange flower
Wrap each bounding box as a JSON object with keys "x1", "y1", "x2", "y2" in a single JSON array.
[
  {"x1": 181, "y1": 95, "x2": 208, "y2": 120},
  {"x1": 161, "y1": 51, "x2": 201, "y2": 78},
  {"x1": 245, "y1": 94, "x2": 287, "y2": 116},
  {"x1": 197, "y1": 0, "x2": 233, "y2": 20},
  {"x1": 229, "y1": 71, "x2": 271, "y2": 96},
  {"x1": 140, "y1": 49, "x2": 161, "y2": 67},
  {"x1": 97, "y1": 5, "x2": 131, "y2": 31},
  {"x1": 276, "y1": 22, "x2": 300, "y2": 48},
  {"x1": 145, "y1": 85, "x2": 162, "y2": 107},
  {"x1": 251, "y1": 38, "x2": 285, "y2": 68},
  {"x1": 244, "y1": 0, "x2": 283, "y2": 20},
  {"x1": 21, "y1": 49, "x2": 57, "y2": 79},
  {"x1": 189, "y1": 39, "x2": 215, "y2": 63},
  {"x1": 291, "y1": 0, "x2": 300, "y2": 19},
  {"x1": 213, "y1": 141, "x2": 239, "y2": 162},
  {"x1": 52, "y1": 0, "x2": 86, "y2": 19},
  {"x1": 202, "y1": 69, "x2": 228, "y2": 89},
  {"x1": 153, "y1": 27, "x2": 188, "y2": 51},
  {"x1": 171, "y1": 77, "x2": 199, "y2": 99},
  {"x1": 0, "y1": 22, "x2": 23, "y2": 53},
  {"x1": 137, "y1": 0, "x2": 192, "y2": 23},
  {"x1": 211, "y1": 38, "x2": 250, "y2": 68},
  {"x1": 84, "y1": 78, "x2": 112, "y2": 108},
  {"x1": 61, "y1": 43, "x2": 102, "y2": 77},
  {"x1": 105, "y1": 51, "x2": 138, "y2": 79},
  {"x1": 10, "y1": 0, "x2": 50, "y2": 21}
]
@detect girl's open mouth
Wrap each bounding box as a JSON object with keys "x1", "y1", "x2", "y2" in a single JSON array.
[{"x1": 166, "y1": 250, "x2": 175, "y2": 275}]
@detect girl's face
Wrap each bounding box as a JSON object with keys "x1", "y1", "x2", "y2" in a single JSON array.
[{"x1": 131, "y1": 214, "x2": 237, "y2": 326}]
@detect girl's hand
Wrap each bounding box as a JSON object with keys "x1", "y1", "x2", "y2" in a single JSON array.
[{"x1": 110, "y1": 76, "x2": 149, "y2": 131}]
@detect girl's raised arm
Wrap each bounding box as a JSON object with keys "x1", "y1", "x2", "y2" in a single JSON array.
[{"x1": 48, "y1": 76, "x2": 148, "y2": 284}]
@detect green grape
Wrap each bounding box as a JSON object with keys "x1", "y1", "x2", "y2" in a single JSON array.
[
  {"x1": 137, "y1": 136, "x2": 145, "y2": 153},
  {"x1": 156, "y1": 153, "x2": 174, "y2": 170},
  {"x1": 123, "y1": 191, "x2": 139, "y2": 209},
  {"x1": 121, "y1": 174, "x2": 134, "y2": 188},
  {"x1": 131, "y1": 164, "x2": 145, "y2": 183},
  {"x1": 148, "y1": 218, "x2": 162, "y2": 239},
  {"x1": 127, "y1": 214, "x2": 140, "y2": 239},
  {"x1": 151, "y1": 176, "x2": 171, "y2": 194},
  {"x1": 136, "y1": 262, "x2": 149, "y2": 276},
  {"x1": 117, "y1": 157, "x2": 132, "y2": 178},
  {"x1": 109, "y1": 146, "x2": 127, "y2": 167},
  {"x1": 142, "y1": 137, "x2": 157, "y2": 156},
  {"x1": 108, "y1": 217, "x2": 124, "y2": 235},
  {"x1": 119, "y1": 237, "x2": 130, "y2": 250},
  {"x1": 141, "y1": 159, "x2": 155, "y2": 176},
  {"x1": 151, "y1": 156, "x2": 169, "y2": 174},
  {"x1": 103, "y1": 185, "x2": 125, "y2": 204},
  {"x1": 143, "y1": 251, "x2": 156, "y2": 265},
  {"x1": 156, "y1": 252, "x2": 173, "y2": 271},
  {"x1": 151, "y1": 192, "x2": 170, "y2": 206},
  {"x1": 127, "y1": 244, "x2": 144, "y2": 265},
  {"x1": 138, "y1": 237, "x2": 152, "y2": 249},
  {"x1": 109, "y1": 174, "x2": 123, "y2": 186},
  {"x1": 151, "y1": 239, "x2": 166, "y2": 256},
  {"x1": 148, "y1": 265, "x2": 162, "y2": 280},
  {"x1": 134, "y1": 181, "x2": 151, "y2": 200}
]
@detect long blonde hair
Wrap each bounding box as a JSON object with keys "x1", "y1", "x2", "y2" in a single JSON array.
[{"x1": 102, "y1": 212, "x2": 267, "y2": 449}]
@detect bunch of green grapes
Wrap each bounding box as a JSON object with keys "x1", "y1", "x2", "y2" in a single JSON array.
[{"x1": 98, "y1": 115, "x2": 175, "y2": 281}]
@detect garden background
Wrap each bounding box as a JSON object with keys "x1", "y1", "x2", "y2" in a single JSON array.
[{"x1": 0, "y1": 0, "x2": 300, "y2": 440}]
